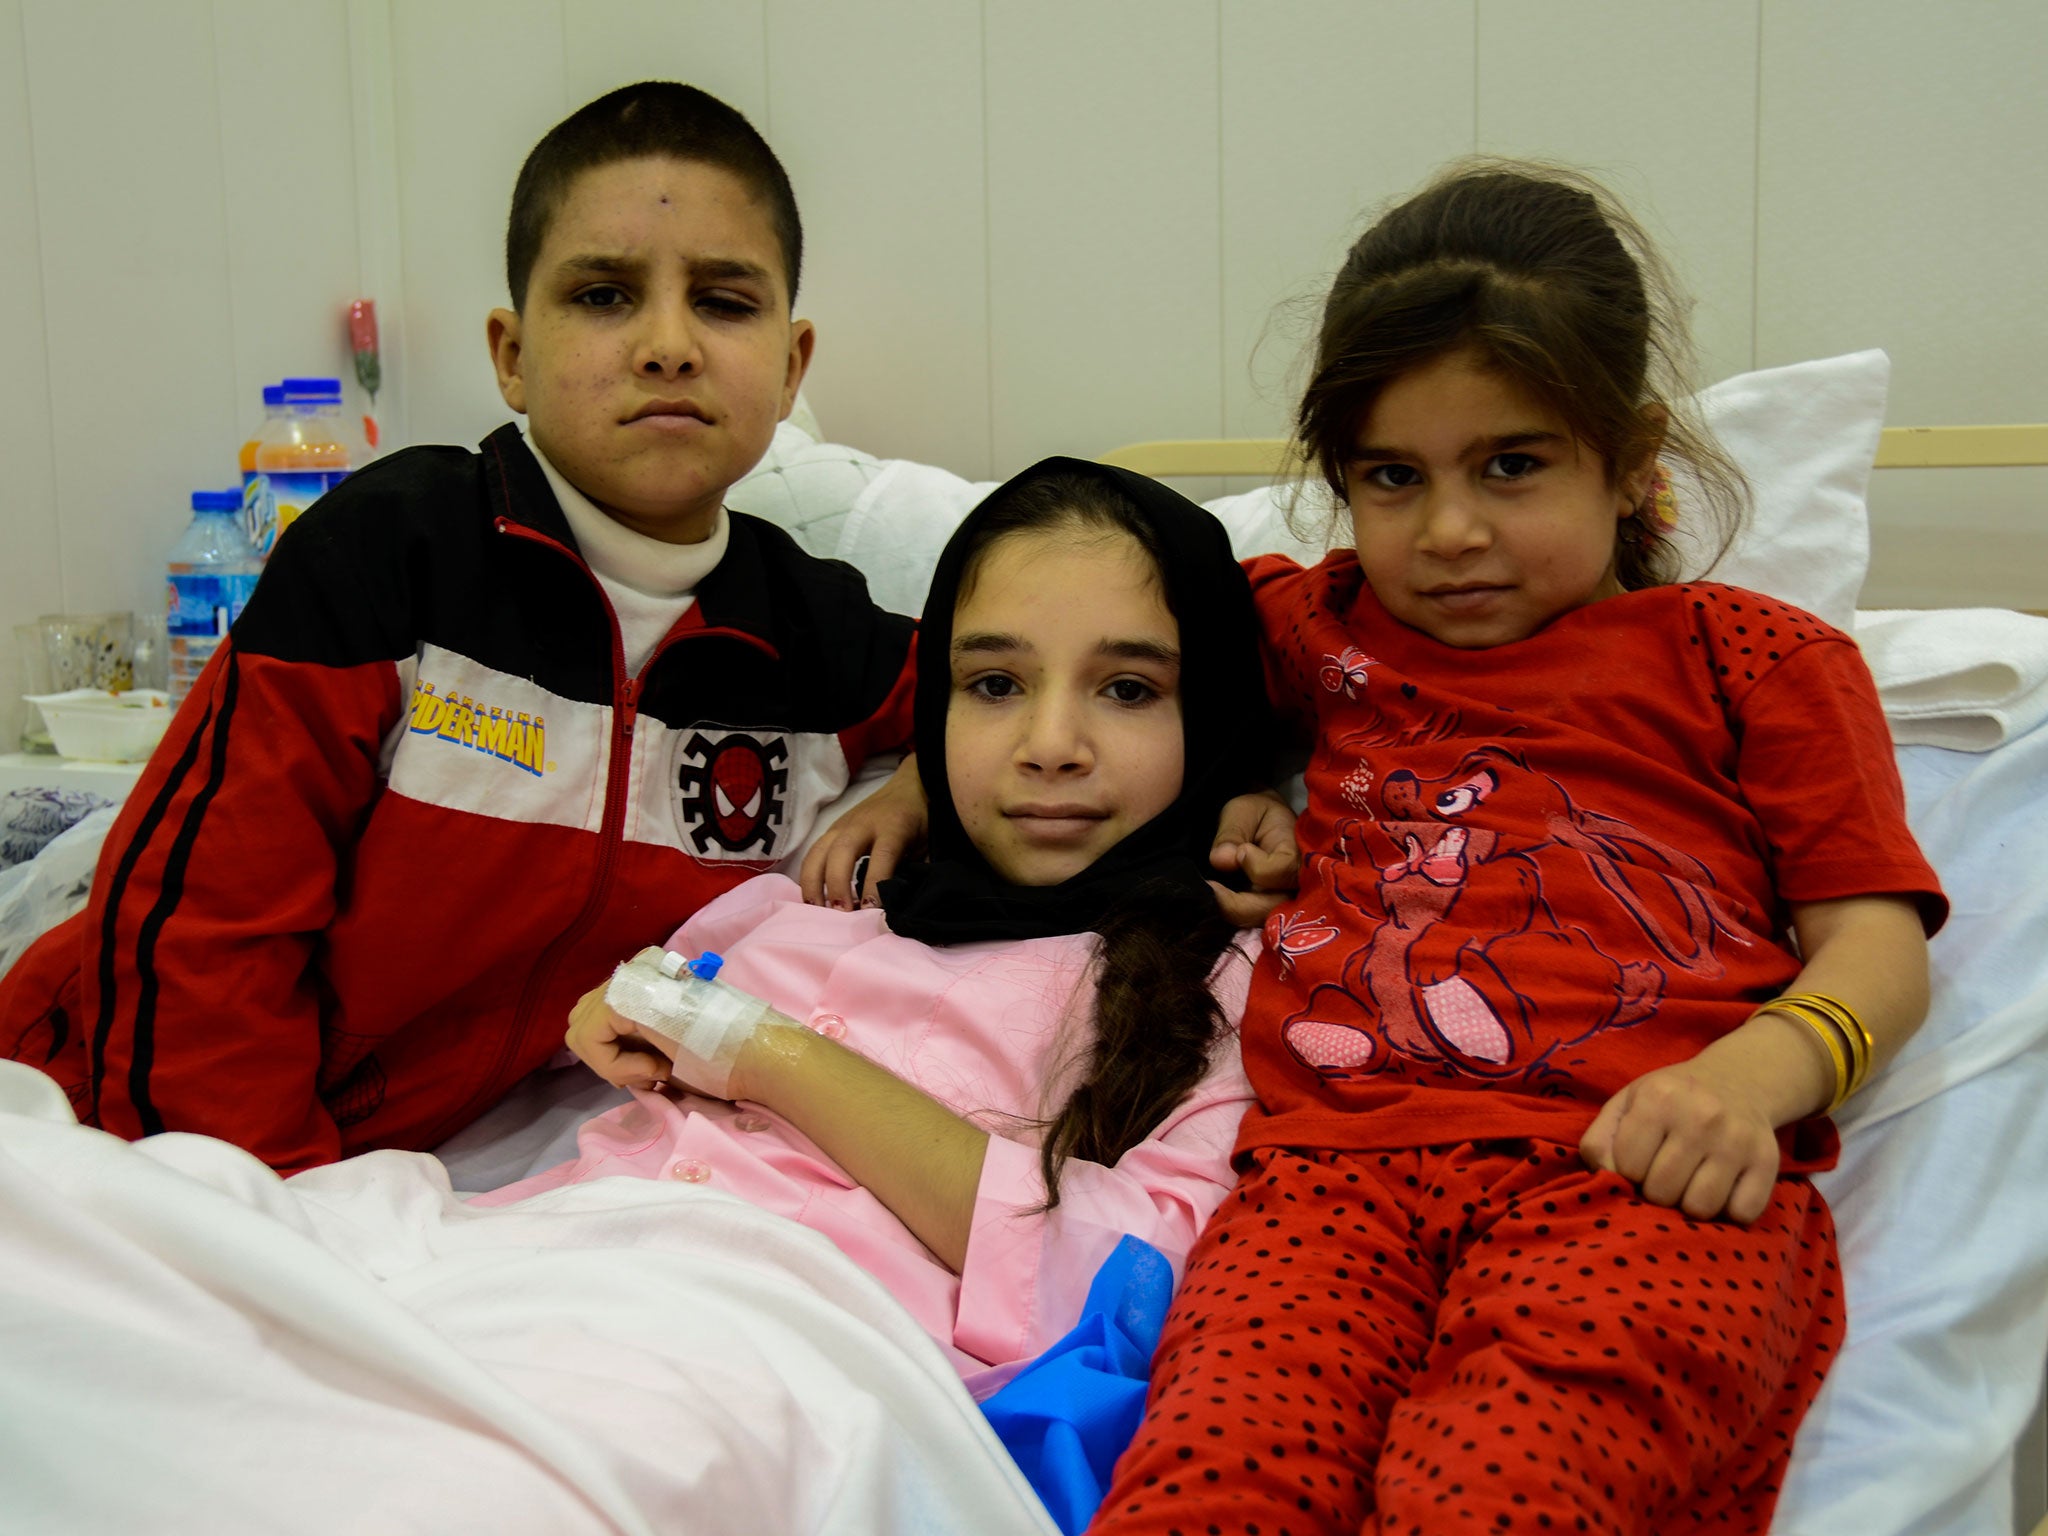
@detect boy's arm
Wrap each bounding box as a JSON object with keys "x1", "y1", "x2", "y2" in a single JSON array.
[
  {"x1": 1580, "y1": 893, "x2": 1930, "y2": 1223},
  {"x1": 799, "y1": 753, "x2": 927, "y2": 908},
  {"x1": 84, "y1": 508, "x2": 410, "y2": 1172}
]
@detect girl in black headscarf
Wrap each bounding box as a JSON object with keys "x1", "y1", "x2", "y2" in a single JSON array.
[
  {"x1": 546, "y1": 456, "x2": 1271, "y2": 1346},
  {"x1": 878, "y1": 457, "x2": 1274, "y2": 1200}
]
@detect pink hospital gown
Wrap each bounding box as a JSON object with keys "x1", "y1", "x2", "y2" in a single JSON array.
[{"x1": 476, "y1": 873, "x2": 1256, "y2": 1383}]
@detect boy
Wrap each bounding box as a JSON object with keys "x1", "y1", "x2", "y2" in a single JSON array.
[{"x1": 0, "y1": 83, "x2": 916, "y2": 1174}]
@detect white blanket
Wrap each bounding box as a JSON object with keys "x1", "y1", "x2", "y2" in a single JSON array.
[{"x1": 0, "y1": 1061, "x2": 1055, "y2": 1536}]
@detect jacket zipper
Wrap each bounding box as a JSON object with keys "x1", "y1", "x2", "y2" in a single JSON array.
[
  {"x1": 431, "y1": 516, "x2": 783, "y2": 1140},
  {"x1": 435, "y1": 521, "x2": 645, "y2": 1138}
]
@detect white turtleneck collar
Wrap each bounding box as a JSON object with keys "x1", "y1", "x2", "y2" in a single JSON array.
[{"x1": 523, "y1": 429, "x2": 731, "y2": 675}]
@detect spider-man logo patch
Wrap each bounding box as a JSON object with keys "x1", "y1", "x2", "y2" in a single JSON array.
[{"x1": 675, "y1": 731, "x2": 791, "y2": 856}]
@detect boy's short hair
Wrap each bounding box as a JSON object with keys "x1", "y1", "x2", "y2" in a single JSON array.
[{"x1": 506, "y1": 81, "x2": 803, "y2": 311}]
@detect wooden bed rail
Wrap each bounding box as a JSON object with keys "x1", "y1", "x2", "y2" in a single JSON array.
[{"x1": 1102, "y1": 425, "x2": 2048, "y2": 479}]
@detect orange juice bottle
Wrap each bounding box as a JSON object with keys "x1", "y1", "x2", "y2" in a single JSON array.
[
  {"x1": 239, "y1": 384, "x2": 285, "y2": 551},
  {"x1": 251, "y1": 377, "x2": 361, "y2": 557}
]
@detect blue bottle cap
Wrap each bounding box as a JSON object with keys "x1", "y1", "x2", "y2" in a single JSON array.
[
  {"x1": 281, "y1": 376, "x2": 343, "y2": 399},
  {"x1": 191, "y1": 490, "x2": 243, "y2": 512},
  {"x1": 688, "y1": 952, "x2": 725, "y2": 981},
  {"x1": 261, "y1": 385, "x2": 286, "y2": 407}
]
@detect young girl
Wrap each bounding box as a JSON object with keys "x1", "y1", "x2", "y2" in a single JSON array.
[
  {"x1": 1090, "y1": 164, "x2": 1945, "y2": 1535},
  {"x1": 480, "y1": 456, "x2": 1276, "y2": 1381}
]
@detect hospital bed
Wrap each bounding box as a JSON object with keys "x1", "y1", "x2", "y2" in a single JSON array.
[{"x1": 0, "y1": 350, "x2": 2043, "y2": 1536}]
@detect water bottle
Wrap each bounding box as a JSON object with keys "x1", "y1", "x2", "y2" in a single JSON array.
[
  {"x1": 250, "y1": 376, "x2": 361, "y2": 558},
  {"x1": 166, "y1": 491, "x2": 262, "y2": 706}
]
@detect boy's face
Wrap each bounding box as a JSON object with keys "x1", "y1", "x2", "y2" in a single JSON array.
[{"x1": 488, "y1": 155, "x2": 813, "y2": 544}]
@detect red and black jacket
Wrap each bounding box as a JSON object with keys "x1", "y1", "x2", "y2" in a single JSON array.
[{"x1": 0, "y1": 425, "x2": 916, "y2": 1172}]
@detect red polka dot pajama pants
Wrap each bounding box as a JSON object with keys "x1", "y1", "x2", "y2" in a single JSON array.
[{"x1": 1091, "y1": 1140, "x2": 1841, "y2": 1536}]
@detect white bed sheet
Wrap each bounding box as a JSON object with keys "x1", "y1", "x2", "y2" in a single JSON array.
[
  {"x1": 0, "y1": 1060, "x2": 1056, "y2": 1536},
  {"x1": 1773, "y1": 724, "x2": 2048, "y2": 1536}
]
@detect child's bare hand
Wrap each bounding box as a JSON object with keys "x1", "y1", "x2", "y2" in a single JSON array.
[
  {"x1": 800, "y1": 754, "x2": 928, "y2": 910},
  {"x1": 1580, "y1": 1058, "x2": 1781, "y2": 1224},
  {"x1": 564, "y1": 973, "x2": 675, "y2": 1092},
  {"x1": 1207, "y1": 789, "x2": 1301, "y2": 926}
]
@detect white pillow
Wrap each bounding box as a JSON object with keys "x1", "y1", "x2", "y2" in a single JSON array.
[
  {"x1": 1202, "y1": 350, "x2": 1890, "y2": 632},
  {"x1": 732, "y1": 352, "x2": 1890, "y2": 631},
  {"x1": 1692, "y1": 350, "x2": 1887, "y2": 630},
  {"x1": 726, "y1": 421, "x2": 888, "y2": 562}
]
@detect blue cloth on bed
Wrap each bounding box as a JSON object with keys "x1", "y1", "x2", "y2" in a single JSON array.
[{"x1": 980, "y1": 1234, "x2": 1173, "y2": 1534}]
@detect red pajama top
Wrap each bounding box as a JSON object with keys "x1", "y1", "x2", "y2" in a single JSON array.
[{"x1": 1234, "y1": 553, "x2": 1945, "y2": 1172}]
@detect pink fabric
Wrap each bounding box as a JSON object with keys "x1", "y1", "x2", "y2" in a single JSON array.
[{"x1": 476, "y1": 873, "x2": 1256, "y2": 1383}]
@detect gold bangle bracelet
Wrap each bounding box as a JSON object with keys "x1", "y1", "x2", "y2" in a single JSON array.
[
  {"x1": 1807, "y1": 993, "x2": 1876, "y2": 1092},
  {"x1": 1758, "y1": 999, "x2": 1851, "y2": 1114},
  {"x1": 1777, "y1": 992, "x2": 1875, "y2": 1099}
]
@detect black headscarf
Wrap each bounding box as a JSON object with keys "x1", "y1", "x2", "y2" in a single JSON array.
[{"x1": 879, "y1": 457, "x2": 1272, "y2": 944}]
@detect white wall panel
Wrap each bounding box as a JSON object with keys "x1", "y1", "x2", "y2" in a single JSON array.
[
  {"x1": 347, "y1": 0, "x2": 409, "y2": 450},
  {"x1": 21, "y1": 0, "x2": 241, "y2": 624},
  {"x1": 1221, "y1": 1, "x2": 1476, "y2": 442},
  {"x1": 1476, "y1": 0, "x2": 1760, "y2": 390},
  {"x1": 213, "y1": 0, "x2": 364, "y2": 432},
  {"x1": 2, "y1": 1, "x2": 2044, "y2": 672},
  {"x1": 563, "y1": 0, "x2": 768, "y2": 126},
  {"x1": 1757, "y1": 2, "x2": 2048, "y2": 610},
  {"x1": 767, "y1": 0, "x2": 988, "y2": 473},
  {"x1": 985, "y1": 0, "x2": 1223, "y2": 477},
  {"x1": 1756, "y1": 3, "x2": 2048, "y2": 418},
  {"x1": 0, "y1": 0, "x2": 62, "y2": 753},
  {"x1": 389, "y1": 0, "x2": 566, "y2": 453}
]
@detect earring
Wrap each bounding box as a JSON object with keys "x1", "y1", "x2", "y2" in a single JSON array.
[{"x1": 1640, "y1": 463, "x2": 1680, "y2": 534}]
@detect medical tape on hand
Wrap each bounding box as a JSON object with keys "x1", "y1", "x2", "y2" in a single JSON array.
[{"x1": 604, "y1": 957, "x2": 764, "y2": 1100}]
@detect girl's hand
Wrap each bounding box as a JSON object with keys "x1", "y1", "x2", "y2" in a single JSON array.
[
  {"x1": 800, "y1": 754, "x2": 928, "y2": 910},
  {"x1": 1207, "y1": 789, "x2": 1301, "y2": 926},
  {"x1": 1579, "y1": 1055, "x2": 1783, "y2": 1225},
  {"x1": 564, "y1": 977, "x2": 675, "y2": 1093},
  {"x1": 1583, "y1": 893, "x2": 1929, "y2": 1225}
]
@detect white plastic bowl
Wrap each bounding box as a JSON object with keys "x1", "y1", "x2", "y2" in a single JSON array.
[{"x1": 25, "y1": 689, "x2": 174, "y2": 762}]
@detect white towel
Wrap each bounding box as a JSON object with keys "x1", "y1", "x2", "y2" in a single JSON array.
[{"x1": 1855, "y1": 606, "x2": 2048, "y2": 751}]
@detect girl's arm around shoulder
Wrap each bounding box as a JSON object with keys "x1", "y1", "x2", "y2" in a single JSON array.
[{"x1": 1582, "y1": 894, "x2": 1931, "y2": 1224}]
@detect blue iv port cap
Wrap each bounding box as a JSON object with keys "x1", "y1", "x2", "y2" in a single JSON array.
[{"x1": 688, "y1": 952, "x2": 724, "y2": 981}]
